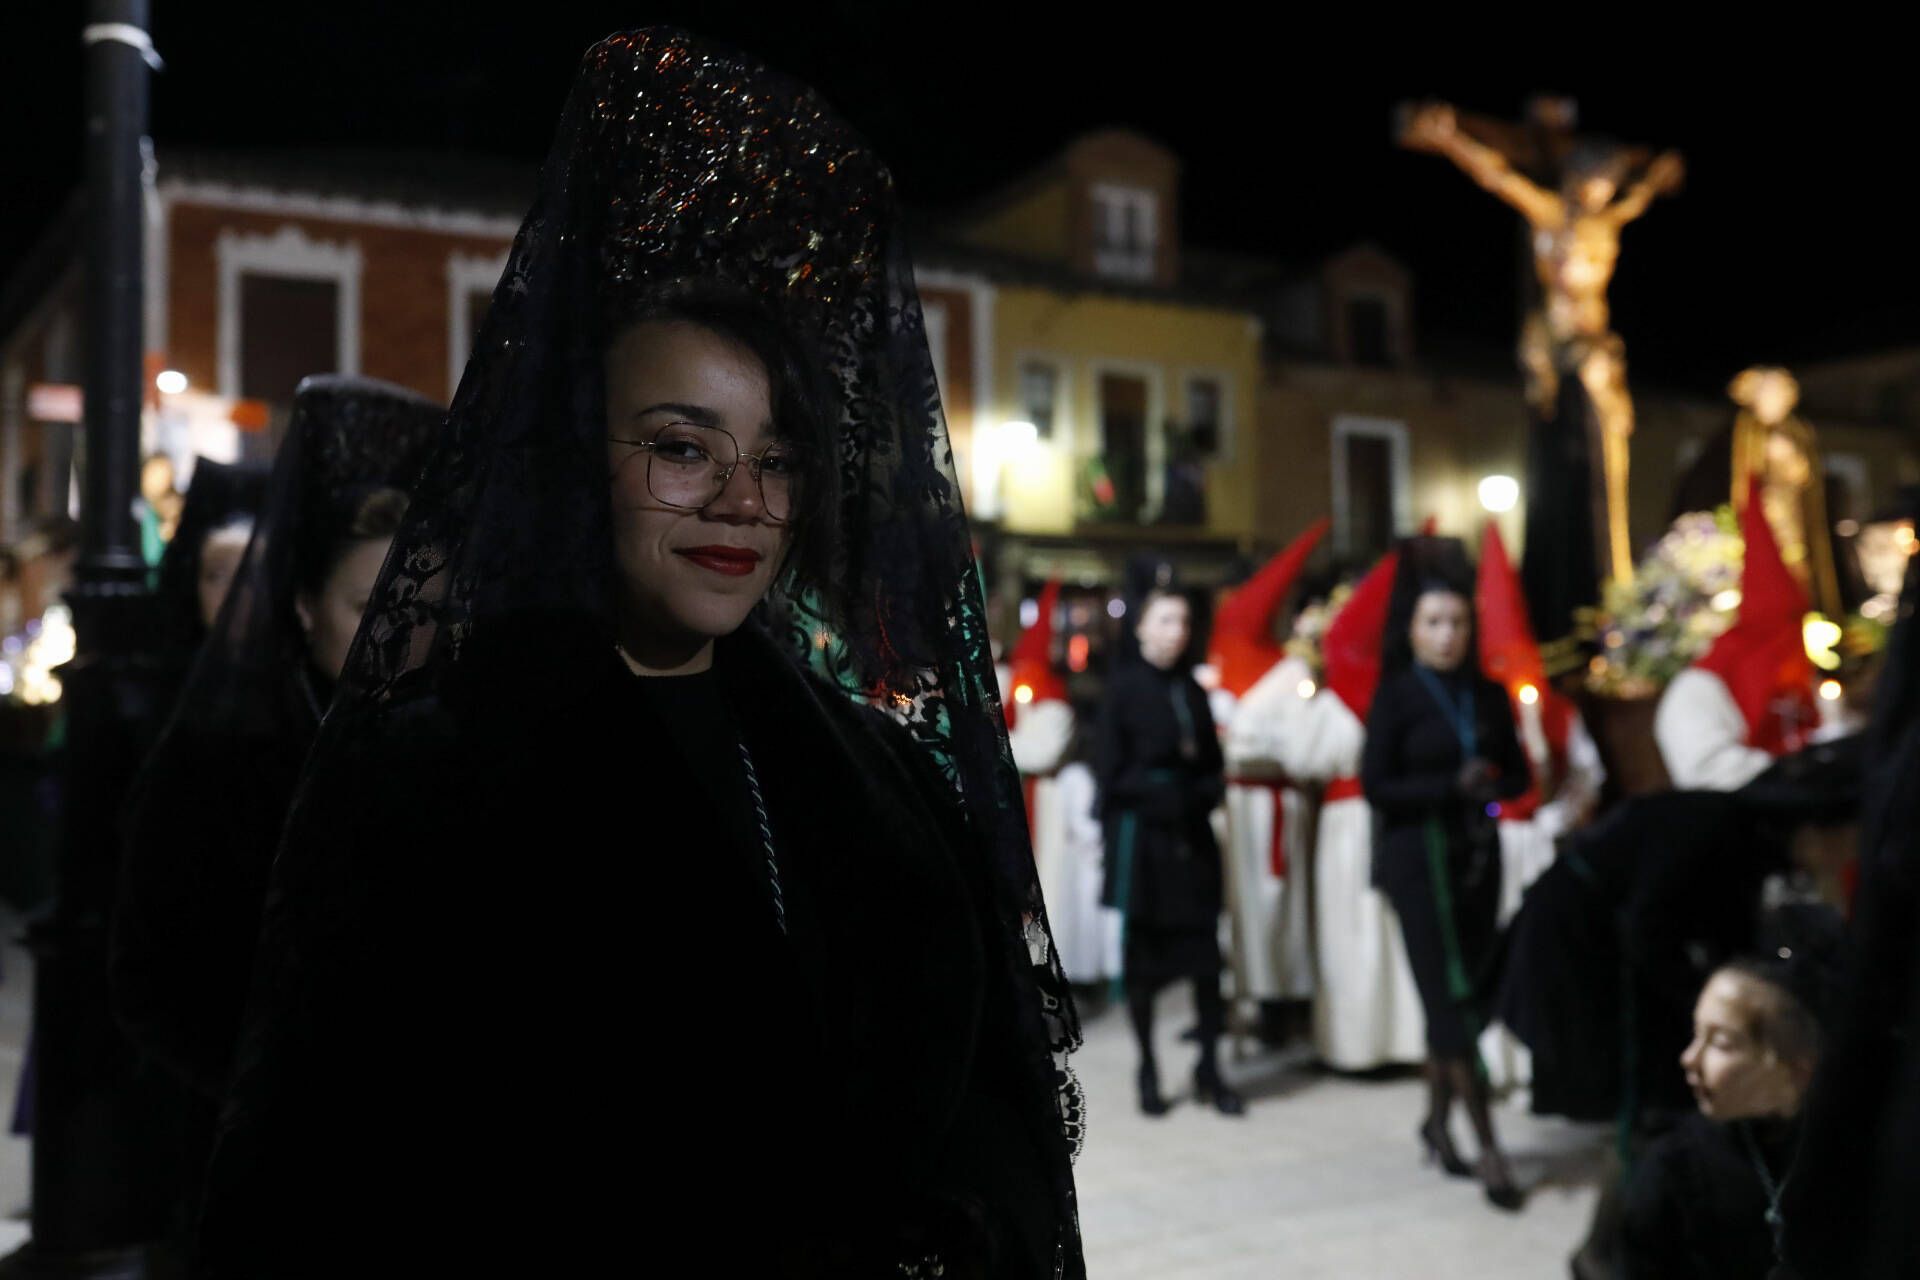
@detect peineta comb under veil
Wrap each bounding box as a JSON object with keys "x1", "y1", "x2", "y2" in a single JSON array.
[{"x1": 307, "y1": 28, "x2": 1085, "y2": 1272}]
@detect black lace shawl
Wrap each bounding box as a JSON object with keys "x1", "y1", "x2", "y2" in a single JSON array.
[{"x1": 266, "y1": 28, "x2": 1083, "y2": 1273}]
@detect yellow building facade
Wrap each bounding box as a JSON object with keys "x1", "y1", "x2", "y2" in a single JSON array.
[
  {"x1": 982, "y1": 287, "x2": 1262, "y2": 538},
  {"x1": 920, "y1": 130, "x2": 1265, "y2": 554}
]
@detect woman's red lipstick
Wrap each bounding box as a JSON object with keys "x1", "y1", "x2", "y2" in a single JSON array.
[{"x1": 676, "y1": 545, "x2": 763, "y2": 577}]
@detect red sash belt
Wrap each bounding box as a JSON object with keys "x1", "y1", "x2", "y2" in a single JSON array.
[
  {"x1": 1226, "y1": 774, "x2": 1292, "y2": 878},
  {"x1": 1325, "y1": 776, "x2": 1364, "y2": 803}
]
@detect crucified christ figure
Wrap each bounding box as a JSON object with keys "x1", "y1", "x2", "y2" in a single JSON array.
[{"x1": 1400, "y1": 100, "x2": 1683, "y2": 584}]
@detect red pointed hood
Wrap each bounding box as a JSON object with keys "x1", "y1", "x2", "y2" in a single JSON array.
[
  {"x1": 1696, "y1": 475, "x2": 1816, "y2": 753},
  {"x1": 1477, "y1": 520, "x2": 1569, "y2": 818},
  {"x1": 1476, "y1": 520, "x2": 1546, "y2": 695},
  {"x1": 1210, "y1": 517, "x2": 1331, "y2": 697},
  {"x1": 1009, "y1": 579, "x2": 1069, "y2": 707},
  {"x1": 1323, "y1": 546, "x2": 1400, "y2": 720}
]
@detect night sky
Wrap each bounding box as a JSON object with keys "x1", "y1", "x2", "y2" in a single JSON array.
[{"x1": 7, "y1": 6, "x2": 1913, "y2": 395}]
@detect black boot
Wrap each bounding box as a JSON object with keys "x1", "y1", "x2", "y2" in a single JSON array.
[
  {"x1": 1193, "y1": 1058, "x2": 1245, "y2": 1116},
  {"x1": 1137, "y1": 1061, "x2": 1170, "y2": 1117},
  {"x1": 1480, "y1": 1150, "x2": 1525, "y2": 1212},
  {"x1": 1419, "y1": 1116, "x2": 1472, "y2": 1177}
]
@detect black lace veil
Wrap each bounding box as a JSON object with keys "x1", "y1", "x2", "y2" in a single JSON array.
[
  {"x1": 317, "y1": 28, "x2": 1084, "y2": 1270},
  {"x1": 164, "y1": 376, "x2": 443, "y2": 739}
]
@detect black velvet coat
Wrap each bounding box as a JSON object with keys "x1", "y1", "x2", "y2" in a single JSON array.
[
  {"x1": 196, "y1": 618, "x2": 1058, "y2": 1278},
  {"x1": 1094, "y1": 661, "x2": 1226, "y2": 987},
  {"x1": 1621, "y1": 1112, "x2": 1797, "y2": 1280},
  {"x1": 1361, "y1": 664, "x2": 1528, "y2": 1058},
  {"x1": 1496, "y1": 791, "x2": 1790, "y2": 1122},
  {"x1": 113, "y1": 675, "x2": 321, "y2": 1101}
]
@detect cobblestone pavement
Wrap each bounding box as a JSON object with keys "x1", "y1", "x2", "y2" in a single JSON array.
[{"x1": 1072, "y1": 984, "x2": 1609, "y2": 1278}]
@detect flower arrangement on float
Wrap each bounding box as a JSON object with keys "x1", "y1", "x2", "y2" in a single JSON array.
[
  {"x1": 1581, "y1": 508, "x2": 1743, "y2": 698},
  {"x1": 1581, "y1": 505, "x2": 1889, "y2": 701}
]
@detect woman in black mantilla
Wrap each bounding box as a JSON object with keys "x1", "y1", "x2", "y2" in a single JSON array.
[
  {"x1": 149, "y1": 457, "x2": 268, "y2": 682},
  {"x1": 197, "y1": 30, "x2": 1081, "y2": 1280},
  {"x1": 1361, "y1": 535, "x2": 1529, "y2": 1209},
  {"x1": 1097, "y1": 578, "x2": 1241, "y2": 1117},
  {"x1": 111, "y1": 380, "x2": 440, "y2": 1232}
]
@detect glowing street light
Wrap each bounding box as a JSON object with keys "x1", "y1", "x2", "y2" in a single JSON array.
[
  {"x1": 155, "y1": 368, "x2": 187, "y2": 395},
  {"x1": 997, "y1": 420, "x2": 1039, "y2": 453},
  {"x1": 1478, "y1": 474, "x2": 1520, "y2": 513}
]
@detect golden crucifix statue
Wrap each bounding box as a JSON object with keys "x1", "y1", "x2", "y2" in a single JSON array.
[{"x1": 1399, "y1": 99, "x2": 1684, "y2": 583}]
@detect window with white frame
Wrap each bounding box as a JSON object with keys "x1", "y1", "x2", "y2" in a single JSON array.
[
  {"x1": 446, "y1": 250, "x2": 509, "y2": 399},
  {"x1": 238, "y1": 275, "x2": 339, "y2": 406},
  {"x1": 1019, "y1": 361, "x2": 1059, "y2": 440},
  {"x1": 1330, "y1": 415, "x2": 1411, "y2": 559},
  {"x1": 1090, "y1": 183, "x2": 1157, "y2": 282},
  {"x1": 217, "y1": 225, "x2": 361, "y2": 406}
]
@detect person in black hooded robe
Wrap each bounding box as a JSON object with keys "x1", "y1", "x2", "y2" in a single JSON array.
[
  {"x1": 110, "y1": 379, "x2": 440, "y2": 1226},
  {"x1": 1361, "y1": 535, "x2": 1530, "y2": 1210},
  {"x1": 1095, "y1": 574, "x2": 1239, "y2": 1118},
  {"x1": 195, "y1": 30, "x2": 1083, "y2": 1280}
]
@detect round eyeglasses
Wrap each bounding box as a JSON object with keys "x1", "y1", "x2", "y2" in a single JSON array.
[{"x1": 609, "y1": 421, "x2": 803, "y2": 524}]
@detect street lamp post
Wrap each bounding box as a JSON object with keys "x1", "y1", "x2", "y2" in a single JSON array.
[{"x1": 1, "y1": 5, "x2": 172, "y2": 1278}]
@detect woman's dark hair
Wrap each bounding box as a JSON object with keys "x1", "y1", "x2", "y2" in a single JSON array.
[
  {"x1": 294, "y1": 486, "x2": 410, "y2": 597},
  {"x1": 1380, "y1": 536, "x2": 1476, "y2": 675},
  {"x1": 1714, "y1": 901, "x2": 1848, "y2": 1068},
  {"x1": 1716, "y1": 961, "x2": 1825, "y2": 1068},
  {"x1": 605, "y1": 280, "x2": 840, "y2": 603}
]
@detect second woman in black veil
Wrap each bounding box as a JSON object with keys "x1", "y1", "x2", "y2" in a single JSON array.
[
  {"x1": 112, "y1": 380, "x2": 441, "y2": 1240},
  {"x1": 1362, "y1": 536, "x2": 1530, "y2": 1209},
  {"x1": 199, "y1": 29, "x2": 1080, "y2": 1279}
]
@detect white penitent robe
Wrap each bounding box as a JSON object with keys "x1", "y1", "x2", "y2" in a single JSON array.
[
  {"x1": 1654, "y1": 667, "x2": 1774, "y2": 792},
  {"x1": 1050, "y1": 762, "x2": 1120, "y2": 983},
  {"x1": 1221, "y1": 657, "x2": 1317, "y2": 1003},
  {"x1": 1236, "y1": 659, "x2": 1424, "y2": 1070},
  {"x1": 1010, "y1": 698, "x2": 1110, "y2": 983}
]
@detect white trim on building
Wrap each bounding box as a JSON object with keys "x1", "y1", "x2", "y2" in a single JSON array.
[
  {"x1": 143, "y1": 143, "x2": 168, "y2": 359},
  {"x1": 1329, "y1": 413, "x2": 1412, "y2": 556},
  {"x1": 164, "y1": 179, "x2": 523, "y2": 240},
  {"x1": 216, "y1": 224, "x2": 363, "y2": 398},
  {"x1": 445, "y1": 248, "x2": 511, "y2": 401}
]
